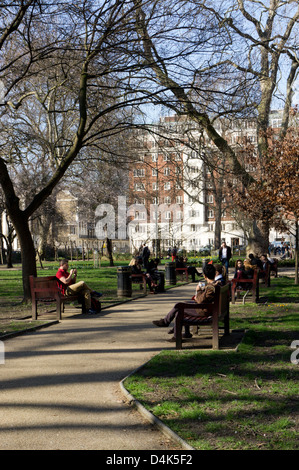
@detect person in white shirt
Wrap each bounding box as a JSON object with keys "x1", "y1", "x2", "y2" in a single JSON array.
[{"x1": 218, "y1": 241, "x2": 232, "y2": 278}]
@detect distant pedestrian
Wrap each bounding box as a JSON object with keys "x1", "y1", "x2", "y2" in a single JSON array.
[
  {"x1": 171, "y1": 246, "x2": 177, "y2": 262},
  {"x1": 141, "y1": 243, "x2": 150, "y2": 269},
  {"x1": 218, "y1": 241, "x2": 232, "y2": 277}
]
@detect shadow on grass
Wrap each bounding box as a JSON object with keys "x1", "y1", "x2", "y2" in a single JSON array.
[{"x1": 125, "y1": 328, "x2": 299, "y2": 449}]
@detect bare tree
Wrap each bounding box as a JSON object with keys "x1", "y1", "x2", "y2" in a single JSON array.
[
  {"x1": 0, "y1": 1, "x2": 147, "y2": 299},
  {"x1": 132, "y1": 0, "x2": 299, "y2": 253}
]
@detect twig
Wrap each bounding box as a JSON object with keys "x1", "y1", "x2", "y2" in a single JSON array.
[{"x1": 254, "y1": 378, "x2": 261, "y2": 389}]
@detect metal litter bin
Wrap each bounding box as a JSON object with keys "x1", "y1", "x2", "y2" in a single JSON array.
[
  {"x1": 165, "y1": 262, "x2": 176, "y2": 285},
  {"x1": 117, "y1": 266, "x2": 132, "y2": 297}
]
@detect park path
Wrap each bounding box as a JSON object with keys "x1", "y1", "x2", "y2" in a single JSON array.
[{"x1": 0, "y1": 283, "x2": 196, "y2": 450}]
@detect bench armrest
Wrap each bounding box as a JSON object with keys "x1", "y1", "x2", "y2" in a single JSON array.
[{"x1": 176, "y1": 302, "x2": 213, "y2": 316}]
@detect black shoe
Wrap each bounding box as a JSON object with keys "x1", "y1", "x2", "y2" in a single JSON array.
[
  {"x1": 92, "y1": 291, "x2": 103, "y2": 297},
  {"x1": 183, "y1": 333, "x2": 192, "y2": 338},
  {"x1": 153, "y1": 319, "x2": 168, "y2": 327}
]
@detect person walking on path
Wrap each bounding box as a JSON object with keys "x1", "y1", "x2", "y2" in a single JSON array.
[
  {"x1": 218, "y1": 241, "x2": 231, "y2": 278},
  {"x1": 141, "y1": 243, "x2": 150, "y2": 269}
]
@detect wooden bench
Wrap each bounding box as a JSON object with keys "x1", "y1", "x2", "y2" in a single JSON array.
[
  {"x1": 30, "y1": 275, "x2": 80, "y2": 320},
  {"x1": 260, "y1": 262, "x2": 271, "y2": 287},
  {"x1": 175, "y1": 267, "x2": 189, "y2": 282},
  {"x1": 175, "y1": 284, "x2": 230, "y2": 350},
  {"x1": 231, "y1": 269, "x2": 259, "y2": 304},
  {"x1": 131, "y1": 273, "x2": 147, "y2": 293}
]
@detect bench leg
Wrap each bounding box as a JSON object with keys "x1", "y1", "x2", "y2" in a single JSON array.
[
  {"x1": 176, "y1": 331, "x2": 182, "y2": 350},
  {"x1": 212, "y1": 316, "x2": 219, "y2": 350},
  {"x1": 32, "y1": 300, "x2": 37, "y2": 320},
  {"x1": 56, "y1": 300, "x2": 62, "y2": 320},
  {"x1": 175, "y1": 313, "x2": 183, "y2": 350},
  {"x1": 231, "y1": 285, "x2": 236, "y2": 304}
]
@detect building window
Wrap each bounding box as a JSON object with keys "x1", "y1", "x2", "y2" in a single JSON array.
[
  {"x1": 164, "y1": 182, "x2": 171, "y2": 190},
  {"x1": 208, "y1": 209, "x2": 214, "y2": 218},
  {"x1": 152, "y1": 168, "x2": 158, "y2": 176},
  {"x1": 153, "y1": 197, "x2": 159, "y2": 204},
  {"x1": 134, "y1": 182, "x2": 145, "y2": 191},
  {"x1": 164, "y1": 196, "x2": 171, "y2": 204},
  {"x1": 152, "y1": 182, "x2": 159, "y2": 190},
  {"x1": 164, "y1": 167, "x2": 170, "y2": 176},
  {"x1": 176, "y1": 196, "x2": 183, "y2": 204},
  {"x1": 135, "y1": 211, "x2": 146, "y2": 220},
  {"x1": 189, "y1": 209, "x2": 200, "y2": 217},
  {"x1": 133, "y1": 168, "x2": 145, "y2": 177}
]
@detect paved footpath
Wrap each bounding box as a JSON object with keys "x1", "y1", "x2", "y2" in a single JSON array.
[{"x1": 0, "y1": 284, "x2": 196, "y2": 450}]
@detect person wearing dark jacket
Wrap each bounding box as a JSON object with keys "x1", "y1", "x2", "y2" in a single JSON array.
[
  {"x1": 218, "y1": 242, "x2": 232, "y2": 276},
  {"x1": 248, "y1": 253, "x2": 263, "y2": 270}
]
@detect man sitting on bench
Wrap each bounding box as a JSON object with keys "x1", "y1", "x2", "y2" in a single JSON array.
[
  {"x1": 152, "y1": 264, "x2": 216, "y2": 341},
  {"x1": 56, "y1": 259, "x2": 101, "y2": 314}
]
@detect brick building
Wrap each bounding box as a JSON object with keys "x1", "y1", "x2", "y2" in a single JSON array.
[{"x1": 128, "y1": 111, "x2": 295, "y2": 254}]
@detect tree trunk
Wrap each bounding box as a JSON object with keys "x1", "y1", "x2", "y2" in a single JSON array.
[
  {"x1": 295, "y1": 218, "x2": 298, "y2": 285},
  {"x1": 106, "y1": 237, "x2": 114, "y2": 267},
  {"x1": 214, "y1": 202, "x2": 222, "y2": 251},
  {"x1": 9, "y1": 211, "x2": 37, "y2": 301},
  {"x1": 6, "y1": 240, "x2": 13, "y2": 268},
  {"x1": 247, "y1": 220, "x2": 269, "y2": 257}
]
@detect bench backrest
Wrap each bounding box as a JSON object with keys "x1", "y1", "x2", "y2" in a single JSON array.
[
  {"x1": 29, "y1": 275, "x2": 60, "y2": 299},
  {"x1": 214, "y1": 284, "x2": 229, "y2": 319}
]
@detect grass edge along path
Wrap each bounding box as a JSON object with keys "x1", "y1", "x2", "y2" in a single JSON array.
[{"x1": 124, "y1": 277, "x2": 299, "y2": 451}]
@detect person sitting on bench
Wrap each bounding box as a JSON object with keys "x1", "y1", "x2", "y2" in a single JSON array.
[
  {"x1": 152, "y1": 264, "x2": 216, "y2": 341},
  {"x1": 56, "y1": 259, "x2": 101, "y2": 314}
]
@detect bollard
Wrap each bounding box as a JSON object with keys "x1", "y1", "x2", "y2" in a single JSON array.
[
  {"x1": 117, "y1": 266, "x2": 132, "y2": 297},
  {"x1": 165, "y1": 262, "x2": 176, "y2": 285}
]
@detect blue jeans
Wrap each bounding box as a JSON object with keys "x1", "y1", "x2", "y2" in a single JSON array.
[{"x1": 221, "y1": 259, "x2": 229, "y2": 274}]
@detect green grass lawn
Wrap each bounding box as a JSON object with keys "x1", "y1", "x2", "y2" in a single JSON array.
[
  {"x1": 1, "y1": 263, "x2": 298, "y2": 449},
  {"x1": 0, "y1": 260, "x2": 123, "y2": 300},
  {"x1": 124, "y1": 276, "x2": 299, "y2": 450}
]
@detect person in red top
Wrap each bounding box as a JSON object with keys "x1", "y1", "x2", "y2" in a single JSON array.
[{"x1": 56, "y1": 259, "x2": 98, "y2": 314}]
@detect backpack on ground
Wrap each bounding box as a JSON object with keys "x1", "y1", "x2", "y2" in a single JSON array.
[{"x1": 91, "y1": 296, "x2": 102, "y2": 312}]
